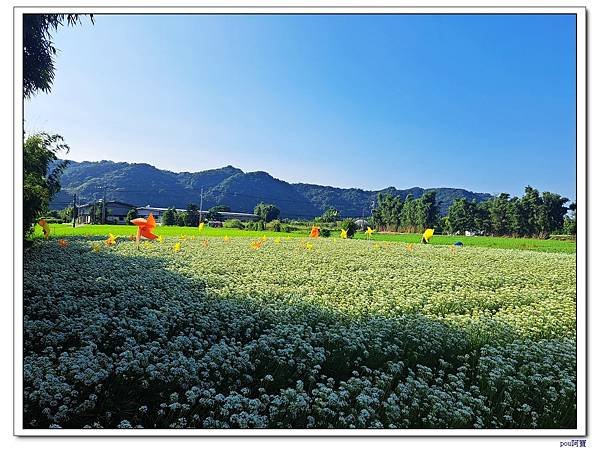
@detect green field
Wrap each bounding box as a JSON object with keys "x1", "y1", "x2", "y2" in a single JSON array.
[{"x1": 35, "y1": 223, "x2": 575, "y2": 253}]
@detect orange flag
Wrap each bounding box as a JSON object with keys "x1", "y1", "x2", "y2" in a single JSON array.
[
  {"x1": 38, "y1": 219, "x2": 50, "y2": 239},
  {"x1": 309, "y1": 226, "x2": 320, "y2": 238},
  {"x1": 131, "y1": 213, "x2": 158, "y2": 245}
]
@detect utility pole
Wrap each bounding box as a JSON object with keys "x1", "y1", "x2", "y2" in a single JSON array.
[
  {"x1": 72, "y1": 194, "x2": 77, "y2": 228},
  {"x1": 101, "y1": 187, "x2": 107, "y2": 225},
  {"x1": 199, "y1": 187, "x2": 204, "y2": 222}
]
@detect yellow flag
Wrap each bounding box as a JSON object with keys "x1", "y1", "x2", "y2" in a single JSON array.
[
  {"x1": 105, "y1": 233, "x2": 116, "y2": 246},
  {"x1": 423, "y1": 228, "x2": 434, "y2": 243},
  {"x1": 365, "y1": 227, "x2": 374, "y2": 239},
  {"x1": 173, "y1": 242, "x2": 181, "y2": 253},
  {"x1": 340, "y1": 229, "x2": 347, "y2": 239},
  {"x1": 198, "y1": 222, "x2": 205, "y2": 233}
]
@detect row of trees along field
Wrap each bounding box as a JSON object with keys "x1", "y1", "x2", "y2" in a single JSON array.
[
  {"x1": 155, "y1": 202, "x2": 280, "y2": 226},
  {"x1": 372, "y1": 191, "x2": 438, "y2": 234},
  {"x1": 372, "y1": 187, "x2": 576, "y2": 238}
]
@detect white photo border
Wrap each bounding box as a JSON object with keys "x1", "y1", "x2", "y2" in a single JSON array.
[{"x1": 13, "y1": 3, "x2": 587, "y2": 437}]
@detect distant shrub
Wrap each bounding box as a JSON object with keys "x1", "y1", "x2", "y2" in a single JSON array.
[
  {"x1": 282, "y1": 225, "x2": 297, "y2": 233},
  {"x1": 245, "y1": 221, "x2": 265, "y2": 231},
  {"x1": 268, "y1": 220, "x2": 282, "y2": 232},
  {"x1": 320, "y1": 228, "x2": 331, "y2": 238},
  {"x1": 340, "y1": 219, "x2": 357, "y2": 238},
  {"x1": 41, "y1": 217, "x2": 63, "y2": 224},
  {"x1": 224, "y1": 219, "x2": 244, "y2": 229}
]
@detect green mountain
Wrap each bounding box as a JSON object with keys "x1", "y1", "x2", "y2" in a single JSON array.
[{"x1": 51, "y1": 160, "x2": 491, "y2": 218}]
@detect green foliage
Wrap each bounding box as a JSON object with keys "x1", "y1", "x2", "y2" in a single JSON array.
[
  {"x1": 223, "y1": 219, "x2": 244, "y2": 229},
  {"x1": 39, "y1": 217, "x2": 63, "y2": 224},
  {"x1": 268, "y1": 220, "x2": 282, "y2": 232},
  {"x1": 315, "y1": 208, "x2": 340, "y2": 223},
  {"x1": 125, "y1": 208, "x2": 137, "y2": 225},
  {"x1": 563, "y1": 203, "x2": 576, "y2": 236},
  {"x1": 320, "y1": 228, "x2": 331, "y2": 238},
  {"x1": 85, "y1": 202, "x2": 103, "y2": 225},
  {"x1": 245, "y1": 220, "x2": 266, "y2": 231},
  {"x1": 162, "y1": 207, "x2": 177, "y2": 226},
  {"x1": 446, "y1": 186, "x2": 571, "y2": 239},
  {"x1": 254, "y1": 202, "x2": 280, "y2": 222},
  {"x1": 536, "y1": 192, "x2": 569, "y2": 238},
  {"x1": 206, "y1": 205, "x2": 230, "y2": 221},
  {"x1": 23, "y1": 133, "x2": 70, "y2": 238},
  {"x1": 447, "y1": 198, "x2": 477, "y2": 234},
  {"x1": 176, "y1": 211, "x2": 188, "y2": 227},
  {"x1": 340, "y1": 218, "x2": 357, "y2": 238},
  {"x1": 372, "y1": 193, "x2": 402, "y2": 231},
  {"x1": 416, "y1": 191, "x2": 438, "y2": 230},
  {"x1": 184, "y1": 204, "x2": 200, "y2": 227},
  {"x1": 23, "y1": 14, "x2": 94, "y2": 98},
  {"x1": 48, "y1": 208, "x2": 73, "y2": 223},
  {"x1": 400, "y1": 193, "x2": 418, "y2": 232},
  {"x1": 59, "y1": 206, "x2": 75, "y2": 223}
]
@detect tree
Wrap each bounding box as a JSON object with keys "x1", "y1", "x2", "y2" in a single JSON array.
[
  {"x1": 206, "y1": 205, "x2": 230, "y2": 221},
  {"x1": 474, "y1": 199, "x2": 492, "y2": 235},
  {"x1": 520, "y1": 186, "x2": 542, "y2": 237},
  {"x1": 126, "y1": 208, "x2": 138, "y2": 225},
  {"x1": 489, "y1": 193, "x2": 512, "y2": 236},
  {"x1": 24, "y1": 14, "x2": 94, "y2": 98},
  {"x1": 254, "y1": 202, "x2": 280, "y2": 222},
  {"x1": 162, "y1": 207, "x2": 177, "y2": 226},
  {"x1": 372, "y1": 193, "x2": 402, "y2": 231},
  {"x1": 23, "y1": 133, "x2": 69, "y2": 237},
  {"x1": 400, "y1": 194, "x2": 417, "y2": 232},
  {"x1": 86, "y1": 202, "x2": 103, "y2": 224},
  {"x1": 176, "y1": 211, "x2": 188, "y2": 227},
  {"x1": 185, "y1": 203, "x2": 200, "y2": 227},
  {"x1": 317, "y1": 208, "x2": 340, "y2": 223},
  {"x1": 57, "y1": 206, "x2": 73, "y2": 223},
  {"x1": 415, "y1": 191, "x2": 438, "y2": 230},
  {"x1": 536, "y1": 192, "x2": 569, "y2": 238},
  {"x1": 507, "y1": 196, "x2": 526, "y2": 237},
  {"x1": 563, "y1": 202, "x2": 576, "y2": 236},
  {"x1": 340, "y1": 218, "x2": 358, "y2": 238},
  {"x1": 447, "y1": 198, "x2": 476, "y2": 234}
]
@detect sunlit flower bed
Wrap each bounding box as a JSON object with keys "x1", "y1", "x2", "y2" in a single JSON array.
[{"x1": 23, "y1": 236, "x2": 576, "y2": 429}]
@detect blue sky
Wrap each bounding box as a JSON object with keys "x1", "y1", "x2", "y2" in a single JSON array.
[{"x1": 24, "y1": 14, "x2": 576, "y2": 200}]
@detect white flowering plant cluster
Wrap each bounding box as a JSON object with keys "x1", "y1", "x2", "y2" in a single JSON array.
[{"x1": 23, "y1": 236, "x2": 576, "y2": 429}]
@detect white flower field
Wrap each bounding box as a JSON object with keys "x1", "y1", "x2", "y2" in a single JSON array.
[{"x1": 23, "y1": 236, "x2": 576, "y2": 429}]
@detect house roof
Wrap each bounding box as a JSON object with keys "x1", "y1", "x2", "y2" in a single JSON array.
[{"x1": 77, "y1": 200, "x2": 136, "y2": 209}]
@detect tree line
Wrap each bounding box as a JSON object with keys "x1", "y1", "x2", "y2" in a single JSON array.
[
  {"x1": 372, "y1": 187, "x2": 575, "y2": 238},
  {"x1": 157, "y1": 202, "x2": 281, "y2": 226},
  {"x1": 372, "y1": 191, "x2": 438, "y2": 233}
]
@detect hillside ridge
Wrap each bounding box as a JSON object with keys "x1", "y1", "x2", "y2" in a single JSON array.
[{"x1": 51, "y1": 160, "x2": 492, "y2": 218}]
